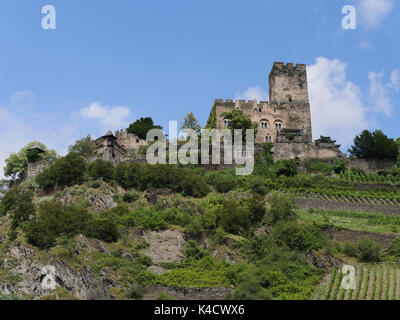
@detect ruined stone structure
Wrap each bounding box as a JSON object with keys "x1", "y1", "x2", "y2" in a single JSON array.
[
  {"x1": 91, "y1": 130, "x2": 146, "y2": 165},
  {"x1": 207, "y1": 62, "x2": 344, "y2": 162}
]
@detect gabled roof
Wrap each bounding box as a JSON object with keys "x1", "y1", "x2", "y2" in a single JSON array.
[{"x1": 27, "y1": 143, "x2": 45, "y2": 153}]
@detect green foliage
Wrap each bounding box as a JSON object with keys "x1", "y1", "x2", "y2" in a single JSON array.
[
  {"x1": 68, "y1": 135, "x2": 96, "y2": 157},
  {"x1": 272, "y1": 221, "x2": 327, "y2": 252},
  {"x1": 26, "y1": 201, "x2": 91, "y2": 249},
  {"x1": 341, "y1": 238, "x2": 381, "y2": 262},
  {"x1": 264, "y1": 193, "x2": 296, "y2": 225},
  {"x1": 127, "y1": 117, "x2": 162, "y2": 140},
  {"x1": 206, "y1": 173, "x2": 236, "y2": 193},
  {"x1": 333, "y1": 159, "x2": 346, "y2": 174},
  {"x1": 126, "y1": 284, "x2": 144, "y2": 300},
  {"x1": 181, "y1": 112, "x2": 201, "y2": 133},
  {"x1": 86, "y1": 214, "x2": 120, "y2": 242},
  {"x1": 215, "y1": 199, "x2": 252, "y2": 234},
  {"x1": 182, "y1": 174, "x2": 209, "y2": 198},
  {"x1": 348, "y1": 129, "x2": 398, "y2": 160},
  {"x1": 36, "y1": 153, "x2": 86, "y2": 190},
  {"x1": 4, "y1": 141, "x2": 57, "y2": 181},
  {"x1": 221, "y1": 109, "x2": 258, "y2": 141},
  {"x1": 122, "y1": 191, "x2": 140, "y2": 203},
  {"x1": 274, "y1": 159, "x2": 297, "y2": 177},
  {"x1": 249, "y1": 176, "x2": 268, "y2": 196},
  {"x1": 388, "y1": 238, "x2": 400, "y2": 257},
  {"x1": 184, "y1": 240, "x2": 209, "y2": 261},
  {"x1": 1, "y1": 185, "x2": 35, "y2": 229},
  {"x1": 88, "y1": 159, "x2": 114, "y2": 182},
  {"x1": 307, "y1": 162, "x2": 333, "y2": 175},
  {"x1": 156, "y1": 291, "x2": 176, "y2": 300}
]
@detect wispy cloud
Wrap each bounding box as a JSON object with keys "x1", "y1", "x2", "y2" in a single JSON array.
[
  {"x1": 353, "y1": 0, "x2": 394, "y2": 29},
  {"x1": 234, "y1": 86, "x2": 268, "y2": 102}
]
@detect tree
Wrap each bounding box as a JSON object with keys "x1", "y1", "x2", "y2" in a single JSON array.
[
  {"x1": 315, "y1": 136, "x2": 341, "y2": 148},
  {"x1": 127, "y1": 117, "x2": 162, "y2": 140},
  {"x1": 4, "y1": 141, "x2": 57, "y2": 181},
  {"x1": 222, "y1": 109, "x2": 258, "y2": 141},
  {"x1": 348, "y1": 130, "x2": 398, "y2": 160},
  {"x1": 68, "y1": 135, "x2": 96, "y2": 157},
  {"x1": 181, "y1": 112, "x2": 201, "y2": 133}
]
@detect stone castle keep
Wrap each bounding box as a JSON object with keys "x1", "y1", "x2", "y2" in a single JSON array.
[{"x1": 208, "y1": 62, "x2": 344, "y2": 162}]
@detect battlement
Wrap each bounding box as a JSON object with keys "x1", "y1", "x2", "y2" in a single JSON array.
[
  {"x1": 214, "y1": 99, "x2": 270, "y2": 110},
  {"x1": 270, "y1": 62, "x2": 307, "y2": 75}
]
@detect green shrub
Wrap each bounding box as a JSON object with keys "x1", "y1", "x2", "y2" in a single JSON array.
[
  {"x1": 182, "y1": 174, "x2": 209, "y2": 198},
  {"x1": 247, "y1": 194, "x2": 266, "y2": 223},
  {"x1": 126, "y1": 284, "x2": 145, "y2": 300},
  {"x1": 356, "y1": 238, "x2": 381, "y2": 262},
  {"x1": 388, "y1": 238, "x2": 400, "y2": 257},
  {"x1": 216, "y1": 199, "x2": 252, "y2": 234},
  {"x1": 249, "y1": 176, "x2": 268, "y2": 196},
  {"x1": 333, "y1": 159, "x2": 346, "y2": 174},
  {"x1": 1, "y1": 185, "x2": 35, "y2": 229},
  {"x1": 274, "y1": 159, "x2": 297, "y2": 177},
  {"x1": 36, "y1": 153, "x2": 86, "y2": 189},
  {"x1": 272, "y1": 221, "x2": 326, "y2": 252},
  {"x1": 308, "y1": 162, "x2": 333, "y2": 175},
  {"x1": 156, "y1": 291, "x2": 176, "y2": 300},
  {"x1": 26, "y1": 201, "x2": 91, "y2": 249},
  {"x1": 342, "y1": 241, "x2": 358, "y2": 257},
  {"x1": 211, "y1": 174, "x2": 236, "y2": 193},
  {"x1": 264, "y1": 193, "x2": 296, "y2": 225},
  {"x1": 184, "y1": 240, "x2": 209, "y2": 261},
  {"x1": 88, "y1": 159, "x2": 114, "y2": 182},
  {"x1": 122, "y1": 191, "x2": 140, "y2": 203},
  {"x1": 86, "y1": 214, "x2": 120, "y2": 242}
]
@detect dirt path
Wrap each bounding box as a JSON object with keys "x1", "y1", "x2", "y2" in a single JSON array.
[
  {"x1": 388, "y1": 265, "x2": 394, "y2": 300},
  {"x1": 357, "y1": 265, "x2": 368, "y2": 300},
  {"x1": 396, "y1": 268, "x2": 400, "y2": 300},
  {"x1": 381, "y1": 264, "x2": 388, "y2": 300}
]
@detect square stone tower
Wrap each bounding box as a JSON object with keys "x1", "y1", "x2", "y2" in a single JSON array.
[{"x1": 207, "y1": 62, "x2": 313, "y2": 144}]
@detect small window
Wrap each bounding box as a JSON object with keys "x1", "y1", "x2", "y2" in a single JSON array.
[
  {"x1": 260, "y1": 120, "x2": 269, "y2": 129},
  {"x1": 265, "y1": 135, "x2": 272, "y2": 143},
  {"x1": 136, "y1": 138, "x2": 139, "y2": 143},
  {"x1": 274, "y1": 121, "x2": 283, "y2": 130},
  {"x1": 223, "y1": 119, "x2": 231, "y2": 127}
]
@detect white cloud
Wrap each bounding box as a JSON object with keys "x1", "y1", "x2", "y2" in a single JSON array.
[
  {"x1": 368, "y1": 71, "x2": 392, "y2": 116},
  {"x1": 235, "y1": 86, "x2": 268, "y2": 102},
  {"x1": 389, "y1": 69, "x2": 400, "y2": 91},
  {"x1": 307, "y1": 57, "x2": 371, "y2": 147},
  {"x1": 79, "y1": 102, "x2": 131, "y2": 131},
  {"x1": 353, "y1": 0, "x2": 394, "y2": 29}
]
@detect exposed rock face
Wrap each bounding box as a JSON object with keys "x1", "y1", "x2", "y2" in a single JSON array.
[
  {"x1": 144, "y1": 229, "x2": 186, "y2": 265},
  {"x1": 25, "y1": 160, "x2": 52, "y2": 179},
  {"x1": 143, "y1": 286, "x2": 233, "y2": 300},
  {"x1": 306, "y1": 251, "x2": 342, "y2": 270},
  {"x1": 1, "y1": 241, "x2": 115, "y2": 300}
]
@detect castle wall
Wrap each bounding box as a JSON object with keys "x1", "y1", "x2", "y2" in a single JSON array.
[
  {"x1": 26, "y1": 160, "x2": 52, "y2": 179},
  {"x1": 271, "y1": 142, "x2": 343, "y2": 162},
  {"x1": 115, "y1": 130, "x2": 146, "y2": 152}
]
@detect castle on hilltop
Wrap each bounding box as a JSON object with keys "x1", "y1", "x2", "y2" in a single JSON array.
[
  {"x1": 208, "y1": 62, "x2": 312, "y2": 144},
  {"x1": 207, "y1": 62, "x2": 344, "y2": 162}
]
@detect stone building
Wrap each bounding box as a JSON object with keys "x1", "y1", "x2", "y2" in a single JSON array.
[
  {"x1": 91, "y1": 130, "x2": 147, "y2": 165},
  {"x1": 207, "y1": 62, "x2": 344, "y2": 162},
  {"x1": 208, "y1": 62, "x2": 312, "y2": 144}
]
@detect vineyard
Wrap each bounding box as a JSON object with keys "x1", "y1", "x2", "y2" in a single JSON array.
[
  {"x1": 325, "y1": 264, "x2": 400, "y2": 300},
  {"x1": 339, "y1": 171, "x2": 400, "y2": 184}
]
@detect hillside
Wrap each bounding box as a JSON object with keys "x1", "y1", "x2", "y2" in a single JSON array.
[{"x1": 1, "y1": 144, "x2": 400, "y2": 300}]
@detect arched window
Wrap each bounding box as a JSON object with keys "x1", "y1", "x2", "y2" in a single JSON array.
[
  {"x1": 223, "y1": 119, "x2": 231, "y2": 127},
  {"x1": 265, "y1": 135, "x2": 272, "y2": 143},
  {"x1": 274, "y1": 121, "x2": 283, "y2": 130},
  {"x1": 260, "y1": 120, "x2": 269, "y2": 129}
]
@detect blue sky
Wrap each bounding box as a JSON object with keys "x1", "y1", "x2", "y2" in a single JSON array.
[{"x1": 0, "y1": 0, "x2": 399, "y2": 175}]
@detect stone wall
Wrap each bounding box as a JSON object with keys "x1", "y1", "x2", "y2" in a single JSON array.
[
  {"x1": 26, "y1": 160, "x2": 52, "y2": 179},
  {"x1": 115, "y1": 129, "x2": 146, "y2": 152},
  {"x1": 347, "y1": 158, "x2": 396, "y2": 173},
  {"x1": 271, "y1": 142, "x2": 344, "y2": 162}
]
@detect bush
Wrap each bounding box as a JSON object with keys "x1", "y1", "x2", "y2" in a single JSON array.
[
  {"x1": 88, "y1": 159, "x2": 114, "y2": 182},
  {"x1": 26, "y1": 201, "x2": 92, "y2": 249},
  {"x1": 211, "y1": 174, "x2": 236, "y2": 193},
  {"x1": 122, "y1": 191, "x2": 140, "y2": 203},
  {"x1": 1, "y1": 185, "x2": 35, "y2": 229},
  {"x1": 156, "y1": 291, "x2": 176, "y2": 300},
  {"x1": 333, "y1": 159, "x2": 346, "y2": 174},
  {"x1": 247, "y1": 194, "x2": 266, "y2": 223},
  {"x1": 127, "y1": 117, "x2": 162, "y2": 140},
  {"x1": 272, "y1": 221, "x2": 326, "y2": 252},
  {"x1": 388, "y1": 238, "x2": 400, "y2": 257},
  {"x1": 86, "y1": 214, "x2": 120, "y2": 242},
  {"x1": 249, "y1": 176, "x2": 267, "y2": 196},
  {"x1": 356, "y1": 238, "x2": 381, "y2": 262},
  {"x1": 182, "y1": 174, "x2": 209, "y2": 198},
  {"x1": 184, "y1": 240, "x2": 209, "y2": 261},
  {"x1": 216, "y1": 199, "x2": 252, "y2": 234},
  {"x1": 36, "y1": 153, "x2": 86, "y2": 189},
  {"x1": 126, "y1": 284, "x2": 144, "y2": 300},
  {"x1": 264, "y1": 193, "x2": 296, "y2": 225},
  {"x1": 308, "y1": 162, "x2": 333, "y2": 175},
  {"x1": 274, "y1": 159, "x2": 297, "y2": 177}
]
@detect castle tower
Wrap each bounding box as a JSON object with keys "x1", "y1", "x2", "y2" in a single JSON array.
[{"x1": 268, "y1": 62, "x2": 309, "y2": 104}]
